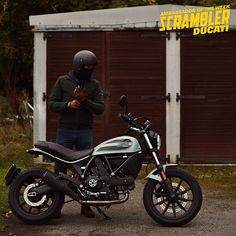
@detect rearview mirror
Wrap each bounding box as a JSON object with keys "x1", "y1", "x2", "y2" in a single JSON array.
[
  {"x1": 119, "y1": 95, "x2": 127, "y2": 107},
  {"x1": 119, "y1": 95, "x2": 128, "y2": 113}
]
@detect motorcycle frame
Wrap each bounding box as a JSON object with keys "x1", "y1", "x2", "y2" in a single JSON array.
[
  {"x1": 28, "y1": 147, "x2": 145, "y2": 180},
  {"x1": 27, "y1": 126, "x2": 177, "y2": 182}
]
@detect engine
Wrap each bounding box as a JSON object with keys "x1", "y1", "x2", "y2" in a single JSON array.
[
  {"x1": 84, "y1": 175, "x2": 104, "y2": 192},
  {"x1": 83, "y1": 158, "x2": 110, "y2": 195},
  {"x1": 83, "y1": 158, "x2": 135, "y2": 197}
]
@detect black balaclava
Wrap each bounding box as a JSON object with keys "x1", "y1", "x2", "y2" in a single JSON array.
[{"x1": 74, "y1": 66, "x2": 94, "y2": 81}]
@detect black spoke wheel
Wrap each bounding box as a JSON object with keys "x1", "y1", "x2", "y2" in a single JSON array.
[
  {"x1": 143, "y1": 168, "x2": 202, "y2": 226},
  {"x1": 8, "y1": 168, "x2": 64, "y2": 224}
]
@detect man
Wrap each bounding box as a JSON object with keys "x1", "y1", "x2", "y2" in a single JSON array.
[{"x1": 48, "y1": 50, "x2": 105, "y2": 218}]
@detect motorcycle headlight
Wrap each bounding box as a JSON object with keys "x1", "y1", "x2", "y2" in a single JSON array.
[{"x1": 148, "y1": 131, "x2": 161, "y2": 151}]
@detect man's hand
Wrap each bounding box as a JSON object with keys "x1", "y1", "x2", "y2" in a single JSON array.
[
  {"x1": 68, "y1": 99, "x2": 80, "y2": 109},
  {"x1": 74, "y1": 90, "x2": 86, "y2": 102}
]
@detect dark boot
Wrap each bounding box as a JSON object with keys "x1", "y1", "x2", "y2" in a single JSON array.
[{"x1": 81, "y1": 205, "x2": 95, "y2": 218}]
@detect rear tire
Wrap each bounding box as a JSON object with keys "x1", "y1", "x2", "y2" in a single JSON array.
[
  {"x1": 8, "y1": 168, "x2": 64, "y2": 224},
  {"x1": 143, "y1": 168, "x2": 202, "y2": 226}
]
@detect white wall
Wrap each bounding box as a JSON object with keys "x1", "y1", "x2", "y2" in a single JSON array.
[{"x1": 33, "y1": 32, "x2": 47, "y2": 162}]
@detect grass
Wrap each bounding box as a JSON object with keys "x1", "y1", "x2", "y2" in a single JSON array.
[
  {"x1": 0, "y1": 122, "x2": 33, "y2": 230},
  {"x1": 183, "y1": 165, "x2": 236, "y2": 200}
]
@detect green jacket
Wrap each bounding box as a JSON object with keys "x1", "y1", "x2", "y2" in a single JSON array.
[{"x1": 48, "y1": 75, "x2": 105, "y2": 129}]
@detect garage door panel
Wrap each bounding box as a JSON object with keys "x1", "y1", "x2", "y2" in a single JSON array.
[
  {"x1": 46, "y1": 31, "x2": 166, "y2": 156},
  {"x1": 181, "y1": 32, "x2": 236, "y2": 163},
  {"x1": 105, "y1": 31, "x2": 166, "y2": 156}
]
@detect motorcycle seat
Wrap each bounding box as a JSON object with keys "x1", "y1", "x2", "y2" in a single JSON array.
[{"x1": 34, "y1": 141, "x2": 93, "y2": 162}]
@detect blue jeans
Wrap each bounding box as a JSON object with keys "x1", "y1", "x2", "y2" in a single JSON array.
[{"x1": 55, "y1": 128, "x2": 93, "y2": 174}]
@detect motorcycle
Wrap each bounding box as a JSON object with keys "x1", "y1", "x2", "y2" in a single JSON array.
[{"x1": 5, "y1": 95, "x2": 202, "y2": 226}]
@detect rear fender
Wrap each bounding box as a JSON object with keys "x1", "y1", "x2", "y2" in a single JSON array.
[
  {"x1": 145, "y1": 164, "x2": 178, "y2": 182},
  {"x1": 5, "y1": 164, "x2": 21, "y2": 186}
]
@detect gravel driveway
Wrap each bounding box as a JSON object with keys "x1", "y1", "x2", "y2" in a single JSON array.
[{"x1": 1, "y1": 180, "x2": 236, "y2": 236}]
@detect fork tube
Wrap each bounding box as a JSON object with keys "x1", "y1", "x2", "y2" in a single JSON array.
[
  {"x1": 143, "y1": 133, "x2": 161, "y2": 166},
  {"x1": 143, "y1": 133, "x2": 168, "y2": 181}
]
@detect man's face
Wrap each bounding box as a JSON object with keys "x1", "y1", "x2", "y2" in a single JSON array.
[
  {"x1": 75, "y1": 64, "x2": 95, "y2": 80},
  {"x1": 84, "y1": 64, "x2": 95, "y2": 70}
]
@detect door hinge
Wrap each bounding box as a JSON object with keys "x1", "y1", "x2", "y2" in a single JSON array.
[
  {"x1": 141, "y1": 93, "x2": 171, "y2": 102},
  {"x1": 166, "y1": 31, "x2": 171, "y2": 40},
  {"x1": 176, "y1": 93, "x2": 206, "y2": 102},
  {"x1": 176, "y1": 154, "x2": 180, "y2": 164},
  {"x1": 43, "y1": 92, "x2": 48, "y2": 101},
  {"x1": 176, "y1": 31, "x2": 181, "y2": 40},
  {"x1": 43, "y1": 33, "x2": 48, "y2": 40},
  {"x1": 165, "y1": 154, "x2": 171, "y2": 163}
]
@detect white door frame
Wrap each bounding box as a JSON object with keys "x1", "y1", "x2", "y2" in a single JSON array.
[
  {"x1": 166, "y1": 32, "x2": 180, "y2": 163},
  {"x1": 33, "y1": 32, "x2": 47, "y2": 162}
]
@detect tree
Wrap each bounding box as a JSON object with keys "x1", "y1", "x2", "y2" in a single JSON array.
[{"x1": 0, "y1": 0, "x2": 80, "y2": 116}]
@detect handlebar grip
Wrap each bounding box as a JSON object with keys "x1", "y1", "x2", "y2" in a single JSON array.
[
  {"x1": 118, "y1": 113, "x2": 130, "y2": 122},
  {"x1": 144, "y1": 120, "x2": 152, "y2": 130}
]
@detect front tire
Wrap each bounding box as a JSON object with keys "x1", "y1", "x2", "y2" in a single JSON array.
[
  {"x1": 143, "y1": 168, "x2": 202, "y2": 226},
  {"x1": 8, "y1": 168, "x2": 64, "y2": 224}
]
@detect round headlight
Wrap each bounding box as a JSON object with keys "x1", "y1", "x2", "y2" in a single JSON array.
[
  {"x1": 148, "y1": 131, "x2": 161, "y2": 151},
  {"x1": 157, "y1": 134, "x2": 161, "y2": 150}
]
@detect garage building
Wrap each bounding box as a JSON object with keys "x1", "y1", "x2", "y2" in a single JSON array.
[{"x1": 29, "y1": 5, "x2": 236, "y2": 163}]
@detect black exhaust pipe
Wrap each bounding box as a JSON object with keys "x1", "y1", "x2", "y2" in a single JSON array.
[{"x1": 43, "y1": 171, "x2": 80, "y2": 201}]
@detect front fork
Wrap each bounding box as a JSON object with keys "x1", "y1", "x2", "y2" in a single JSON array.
[
  {"x1": 143, "y1": 133, "x2": 177, "y2": 197},
  {"x1": 143, "y1": 132, "x2": 170, "y2": 180},
  {"x1": 159, "y1": 167, "x2": 176, "y2": 198},
  {"x1": 145, "y1": 164, "x2": 178, "y2": 200}
]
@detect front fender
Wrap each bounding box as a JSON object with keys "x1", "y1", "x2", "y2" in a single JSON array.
[{"x1": 145, "y1": 164, "x2": 178, "y2": 182}]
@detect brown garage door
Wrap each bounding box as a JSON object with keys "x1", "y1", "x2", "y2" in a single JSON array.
[
  {"x1": 46, "y1": 32, "x2": 106, "y2": 144},
  {"x1": 104, "y1": 31, "x2": 166, "y2": 157},
  {"x1": 181, "y1": 31, "x2": 236, "y2": 163},
  {"x1": 46, "y1": 31, "x2": 166, "y2": 157}
]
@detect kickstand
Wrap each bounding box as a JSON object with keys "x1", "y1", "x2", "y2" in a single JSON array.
[{"x1": 96, "y1": 207, "x2": 112, "y2": 220}]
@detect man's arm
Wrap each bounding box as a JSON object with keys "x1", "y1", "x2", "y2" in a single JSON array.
[{"x1": 48, "y1": 78, "x2": 68, "y2": 112}]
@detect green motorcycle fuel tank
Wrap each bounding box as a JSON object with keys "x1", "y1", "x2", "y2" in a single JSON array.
[{"x1": 92, "y1": 136, "x2": 143, "y2": 178}]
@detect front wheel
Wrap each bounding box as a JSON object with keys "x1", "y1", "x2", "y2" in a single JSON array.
[
  {"x1": 8, "y1": 168, "x2": 65, "y2": 224},
  {"x1": 143, "y1": 168, "x2": 202, "y2": 226}
]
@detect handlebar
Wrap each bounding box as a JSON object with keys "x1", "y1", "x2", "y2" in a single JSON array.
[
  {"x1": 118, "y1": 113, "x2": 152, "y2": 132},
  {"x1": 118, "y1": 113, "x2": 134, "y2": 123}
]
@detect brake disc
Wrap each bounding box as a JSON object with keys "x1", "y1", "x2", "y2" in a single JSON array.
[{"x1": 23, "y1": 183, "x2": 47, "y2": 207}]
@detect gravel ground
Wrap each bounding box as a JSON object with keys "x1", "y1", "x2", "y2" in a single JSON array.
[{"x1": 1, "y1": 180, "x2": 236, "y2": 236}]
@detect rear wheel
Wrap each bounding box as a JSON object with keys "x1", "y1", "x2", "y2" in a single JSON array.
[
  {"x1": 143, "y1": 168, "x2": 202, "y2": 226},
  {"x1": 8, "y1": 168, "x2": 64, "y2": 224}
]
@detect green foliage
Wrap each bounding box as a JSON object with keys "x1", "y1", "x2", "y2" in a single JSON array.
[
  {"x1": 0, "y1": 0, "x2": 81, "y2": 112},
  {"x1": 0, "y1": 122, "x2": 33, "y2": 167},
  {"x1": 0, "y1": 96, "x2": 12, "y2": 118},
  {"x1": 0, "y1": 122, "x2": 33, "y2": 230}
]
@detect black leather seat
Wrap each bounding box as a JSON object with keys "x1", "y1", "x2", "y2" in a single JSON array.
[{"x1": 34, "y1": 141, "x2": 93, "y2": 162}]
